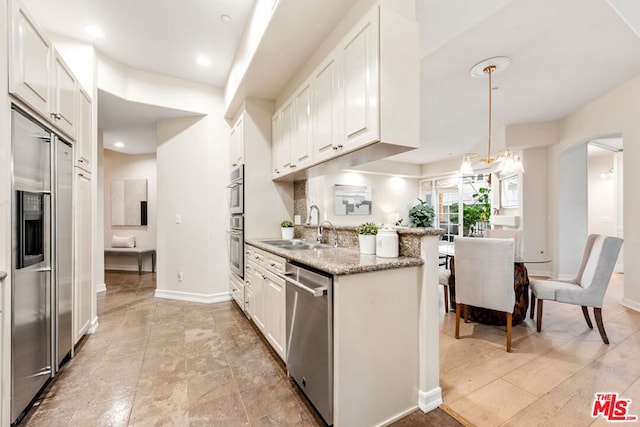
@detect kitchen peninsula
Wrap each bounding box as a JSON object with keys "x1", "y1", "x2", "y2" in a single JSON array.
[{"x1": 245, "y1": 226, "x2": 442, "y2": 427}]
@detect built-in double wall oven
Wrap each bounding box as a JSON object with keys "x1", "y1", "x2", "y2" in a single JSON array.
[{"x1": 229, "y1": 165, "x2": 244, "y2": 278}]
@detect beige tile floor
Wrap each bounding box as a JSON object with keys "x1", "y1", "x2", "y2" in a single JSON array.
[
  {"x1": 20, "y1": 271, "x2": 460, "y2": 426},
  {"x1": 439, "y1": 272, "x2": 640, "y2": 426}
]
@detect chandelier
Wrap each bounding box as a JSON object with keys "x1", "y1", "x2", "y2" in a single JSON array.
[{"x1": 460, "y1": 57, "x2": 524, "y2": 176}]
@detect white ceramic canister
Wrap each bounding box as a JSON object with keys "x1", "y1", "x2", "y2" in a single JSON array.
[{"x1": 376, "y1": 228, "x2": 399, "y2": 258}]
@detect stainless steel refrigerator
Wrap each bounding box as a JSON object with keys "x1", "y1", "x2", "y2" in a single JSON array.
[{"x1": 11, "y1": 107, "x2": 73, "y2": 424}]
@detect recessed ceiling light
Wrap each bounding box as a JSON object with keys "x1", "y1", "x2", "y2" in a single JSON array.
[
  {"x1": 196, "y1": 55, "x2": 211, "y2": 67},
  {"x1": 84, "y1": 24, "x2": 104, "y2": 39},
  {"x1": 114, "y1": 142, "x2": 125, "y2": 148},
  {"x1": 220, "y1": 14, "x2": 231, "y2": 23}
]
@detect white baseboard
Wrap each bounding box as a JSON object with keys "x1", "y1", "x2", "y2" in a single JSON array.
[
  {"x1": 377, "y1": 405, "x2": 418, "y2": 427},
  {"x1": 96, "y1": 283, "x2": 107, "y2": 293},
  {"x1": 154, "y1": 289, "x2": 232, "y2": 304},
  {"x1": 87, "y1": 317, "x2": 99, "y2": 334},
  {"x1": 104, "y1": 264, "x2": 153, "y2": 273},
  {"x1": 418, "y1": 387, "x2": 443, "y2": 413},
  {"x1": 622, "y1": 298, "x2": 640, "y2": 313}
]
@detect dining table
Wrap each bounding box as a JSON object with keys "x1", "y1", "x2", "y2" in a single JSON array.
[{"x1": 439, "y1": 241, "x2": 551, "y2": 326}]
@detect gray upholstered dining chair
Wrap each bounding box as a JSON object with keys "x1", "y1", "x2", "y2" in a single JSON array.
[
  {"x1": 454, "y1": 237, "x2": 515, "y2": 352},
  {"x1": 529, "y1": 234, "x2": 623, "y2": 344}
]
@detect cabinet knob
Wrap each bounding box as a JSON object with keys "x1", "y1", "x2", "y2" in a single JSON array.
[
  {"x1": 332, "y1": 146, "x2": 338, "y2": 151},
  {"x1": 262, "y1": 275, "x2": 267, "y2": 280},
  {"x1": 290, "y1": 164, "x2": 296, "y2": 169},
  {"x1": 275, "y1": 169, "x2": 280, "y2": 174},
  {"x1": 337, "y1": 144, "x2": 343, "y2": 149},
  {"x1": 232, "y1": 162, "x2": 237, "y2": 167}
]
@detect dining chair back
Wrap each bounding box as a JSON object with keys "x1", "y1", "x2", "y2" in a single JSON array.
[
  {"x1": 529, "y1": 234, "x2": 623, "y2": 344},
  {"x1": 484, "y1": 229, "x2": 521, "y2": 258},
  {"x1": 454, "y1": 237, "x2": 515, "y2": 351}
]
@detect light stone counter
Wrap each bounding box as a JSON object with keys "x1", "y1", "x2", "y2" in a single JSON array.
[{"x1": 246, "y1": 240, "x2": 423, "y2": 276}]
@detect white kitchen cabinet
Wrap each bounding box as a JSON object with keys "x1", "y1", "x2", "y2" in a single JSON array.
[
  {"x1": 272, "y1": 4, "x2": 418, "y2": 177},
  {"x1": 292, "y1": 82, "x2": 314, "y2": 170},
  {"x1": 275, "y1": 101, "x2": 294, "y2": 174},
  {"x1": 74, "y1": 169, "x2": 92, "y2": 343},
  {"x1": 264, "y1": 271, "x2": 285, "y2": 359},
  {"x1": 76, "y1": 88, "x2": 92, "y2": 170},
  {"x1": 246, "y1": 261, "x2": 266, "y2": 332},
  {"x1": 313, "y1": 56, "x2": 343, "y2": 163},
  {"x1": 229, "y1": 114, "x2": 244, "y2": 168},
  {"x1": 51, "y1": 50, "x2": 77, "y2": 138},
  {"x1": 9, "y1": 0, "x2": 80, "y2": 140},
  {"x1": 245, "y1": 245, "x2": 286, "y2": 361},
  {"x1": 271, "y1": 114, "x2": 282, "y2": 177},
  {"x1": 9, "y1": 0, "x2": 52, "y2": 118},
  {"x1": 340, "y1": 7, "x2": 380, "y2": 151},
  {"x1": 230, "y1": 273, "x2": 245, "y2": 310}
]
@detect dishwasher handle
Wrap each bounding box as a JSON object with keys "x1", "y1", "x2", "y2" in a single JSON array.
[{"x1": 277, "y1": 272, "x2": 327, "y2": 297}]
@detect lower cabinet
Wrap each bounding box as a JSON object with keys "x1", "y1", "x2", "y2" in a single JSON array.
[
  {"x1": 74, "y1": 168, "x2": 91, "y2": 343},
  {"x1": 245, "y1": 245, "x2": 286, "y2": 361}
]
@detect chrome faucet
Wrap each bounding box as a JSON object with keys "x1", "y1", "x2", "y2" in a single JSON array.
[
  {"x1": 307, "y1": 205, "x2": 322, "y2": 243},
  {"x1": 319, "y1": 221, "x2": 338, "y2": 247}
]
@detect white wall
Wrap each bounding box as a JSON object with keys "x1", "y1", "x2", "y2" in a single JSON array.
[
  {"x1": 306, "y1": 172, "x2": 420, "y2": 226},
  {"x1": 156, "y1": 112, "x2": 230, "y2": 301},
  {"x1": 103, "y1": 150, "x2": 157, "y2": 272},
  {"x1": 588, "y1": 152, "x2": 617, "y2": 237},
  {"x1": 539, "y1": 74, "x2": 640, "y2": 309}
]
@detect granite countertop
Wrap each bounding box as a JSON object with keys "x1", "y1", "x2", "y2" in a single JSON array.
[
  {"x1": 0, "y1": 271, "x2": 6, "y2": 281},
  {"x1": 247, "y1": 240, "x2": 423, "y2": 276}
]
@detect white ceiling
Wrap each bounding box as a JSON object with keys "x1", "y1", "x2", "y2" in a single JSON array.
[
  {"x1": 98, "y1": 90, "x2": 199, "y2": 154},
  {"x1": 20, "y1": 0, "x2": 640, "y2": 162},
  {"x1": 389, "y1": 0, "x2": 640, "y2": 164},
  {"x1": 21, "y1": 0, "x2": 256, "y2": 88}
]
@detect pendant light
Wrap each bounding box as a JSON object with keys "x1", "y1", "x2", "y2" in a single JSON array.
[{"x1": 460, "y1": 57, "x2": 524, "y2": 176}]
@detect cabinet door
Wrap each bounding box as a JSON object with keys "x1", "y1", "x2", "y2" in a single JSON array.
[
  {"x1": 280, "y1": 102, "x2": 294, "y2": 173},
  {"x1": 230, "y1": 115, "x2": 244, "y2": 167},
  {"x1": 74, "y1": 170, "x2": 92, "y2": 343},
  {"x1": 77, "y1": 88, "x2": 92, "y2": 169},
  {"x1": 9, "y1": 0, "x2": 52, "y2": 117},
  {"x1": 265, "y1": 272, "x2": 286, "y2": 359},
  {"x1": 51, "y1": 51, "x2": 77, "y2": 138},
  {"x1": 271, "y1": 114, "x2": 282, "y2": 177},
  {"x1": 313, "y1": 57, "x2": 342, "y2": 163},
  {"x1": 248, "y1": 265, "x2": 266, "y2": 332},
  {"x1": 293, "y1": 82, "x2": 314, "y2": 170},
  {"x1": 342, "y1": 8, "x2": 379, "y2": 151}
]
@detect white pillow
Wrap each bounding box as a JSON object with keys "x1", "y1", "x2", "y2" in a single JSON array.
[{"x1": 112, "y1": 235, "x2": 136, "y2": 248}]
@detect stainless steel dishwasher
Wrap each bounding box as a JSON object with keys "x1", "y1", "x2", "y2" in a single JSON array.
[{"x1": 283, "y1": 261, "x2": 333, "y2": 425}]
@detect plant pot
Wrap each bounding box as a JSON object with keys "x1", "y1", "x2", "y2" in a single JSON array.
[
  {"x1": 358, "y1": 234, "x2": 376, "y2": 255},
  {"x1": 281, "y1": 227, "x2": 294, "y2": 240}
]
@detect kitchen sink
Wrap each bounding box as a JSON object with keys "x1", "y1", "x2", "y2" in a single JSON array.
[
  {"x1": 278, "y1": 243, "x2": 331, "y2": 250},
  {"x1": 263, "y1": 239, "x2": 333, "y2": 250}
]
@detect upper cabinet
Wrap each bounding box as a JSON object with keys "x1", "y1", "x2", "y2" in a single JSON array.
[
  {"x1": 9, "y1": 0, "x2": 52, "y2": 115},
  {"x1": 312, "y1": 57, "x2": 342, "y2": 164},
  {"x1": 51, "y1": 51, "x2": 78, "y2": 137},
  {"x1": 271, "y1": 4, "x2": 418, "y2": 179},
  {"x1": 230, "y1": 113, "x2": 244, "y2": 168},
  {"x1": 77, "y1": 87, "x2": 92, "y2": 170},
  {"x1": 9, "y1": 0, "x2": 79, "y2": 140}
]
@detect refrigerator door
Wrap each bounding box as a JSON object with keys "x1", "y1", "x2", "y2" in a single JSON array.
[
  {"x1": 12, "y1": 109, "x2": 51, "y2": 192},
  {"x1": 55, "y1": 138, "x2": 73, "y2": 369},
  {"x1": 11, "y1": 109, "x2": 53, "y2": 423}
]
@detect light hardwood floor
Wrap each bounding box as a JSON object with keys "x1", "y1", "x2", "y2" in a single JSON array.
[{"x1": 439, "y1": 273, "x2": 640, "y2": 426}]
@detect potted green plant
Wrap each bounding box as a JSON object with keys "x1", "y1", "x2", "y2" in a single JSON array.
[
  {"x1": 281, "y1": 220, "x2": 294, "y2": 240},
  {"x1": 355, "y1": 222, "x2": 379, "y2": 255},
  {"x1": 409, "y1": 198, "x2": 435, "y2": 228}
]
